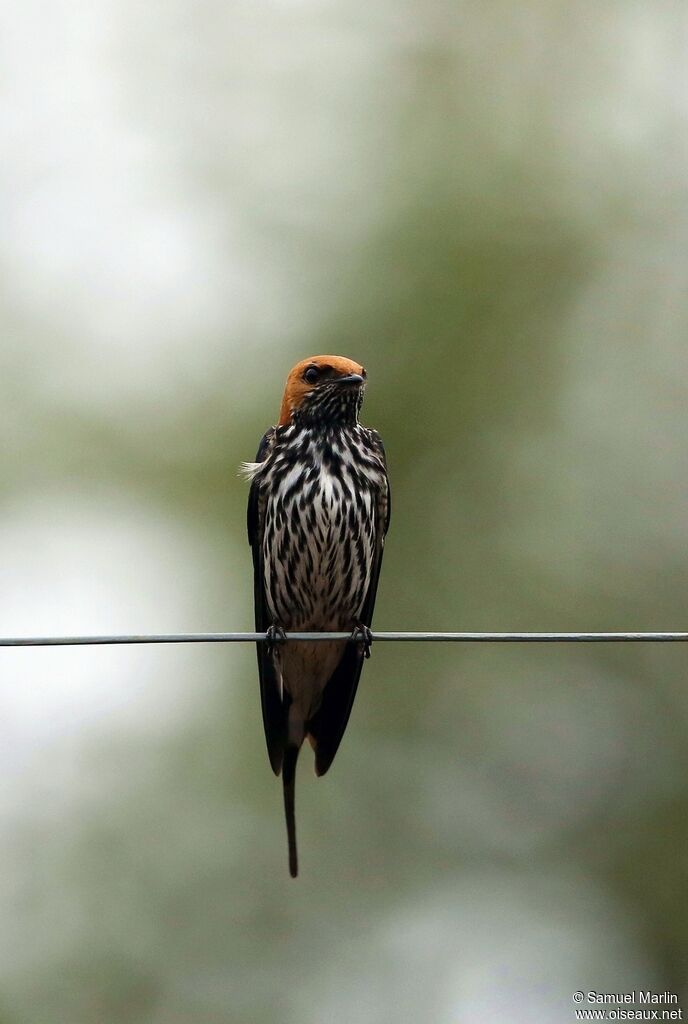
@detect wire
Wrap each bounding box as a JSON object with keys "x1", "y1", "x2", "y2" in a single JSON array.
[{"x1": 0, "y1": 631, "x2": 686, "y2": 647}]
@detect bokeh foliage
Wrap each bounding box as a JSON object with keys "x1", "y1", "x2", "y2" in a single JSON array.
[{"x1": 1, "y1": 1, "x2": 688, "y2": 1021}]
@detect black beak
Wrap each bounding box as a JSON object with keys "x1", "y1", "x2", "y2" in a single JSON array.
[{"x1": 337, "y1": 373, "x2": 365, "y2": 386}]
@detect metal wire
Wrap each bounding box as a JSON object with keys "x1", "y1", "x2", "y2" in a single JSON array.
[{"x1": 0, "y1": 631, "x2": 686, "y2": 647}]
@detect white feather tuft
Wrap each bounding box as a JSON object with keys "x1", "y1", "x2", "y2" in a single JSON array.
[{"x1": 238, "y1": 461, "x2": 262, "y2": 481}]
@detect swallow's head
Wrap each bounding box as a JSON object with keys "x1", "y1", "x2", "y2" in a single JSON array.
[{"x1": 278, "y1": 355, "x2": 367, "y2": 427}]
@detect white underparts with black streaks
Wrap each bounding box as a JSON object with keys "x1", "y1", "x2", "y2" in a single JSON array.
[{"x1": 256, "y1": 424, "x2": 387, "y2": 724}]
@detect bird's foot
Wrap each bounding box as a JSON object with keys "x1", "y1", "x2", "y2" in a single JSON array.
[
  {"x1": 266, "y1": 623, "x2": 288, "y2": 657},
  {"x1": 350, "y1": 621, "x2": 373, "y2": 659}
]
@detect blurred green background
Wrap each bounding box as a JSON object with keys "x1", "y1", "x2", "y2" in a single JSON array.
[{"x1": 2, "y1": 1, "x2": 688, "y2": 1021}]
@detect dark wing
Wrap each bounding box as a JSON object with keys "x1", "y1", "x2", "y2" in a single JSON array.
[
  {"x1": 357, "y1": 431, "x2": 391, "y2": 628},
  {"x1": 247, "y1": 427, "x2": 287, "y2": 775},
  {"x1": 310, "y1": 429, "x2": 391, "y2": 776}
]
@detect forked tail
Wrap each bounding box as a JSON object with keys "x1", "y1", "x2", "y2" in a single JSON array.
[{"x1": 282, "y1": 745, "x2": 300, "y2": 878}]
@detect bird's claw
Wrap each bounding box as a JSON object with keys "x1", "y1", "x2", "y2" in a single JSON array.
[
  {"x1": 266, "y1": 623, "x2": 287, "y2": 657},
  {"x1": 351, "y1": 622, "x2": 373, "y2": 659}
]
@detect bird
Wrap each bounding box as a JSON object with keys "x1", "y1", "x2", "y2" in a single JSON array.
[{"x1": 242, "y1": 355, "x2": 390, "y2": 877}]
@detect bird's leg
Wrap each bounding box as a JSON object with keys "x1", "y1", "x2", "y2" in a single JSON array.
[
  {"x1": 350, "y1": 621, "x2": 373, "y2": 659},
  {"x1": 265, "y1": 623, "x2": 288, "y2": 658}
]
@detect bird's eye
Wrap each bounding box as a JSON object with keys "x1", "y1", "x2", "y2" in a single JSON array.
[{"x1": 303, "y1": 366, "x2": 319, "y2": 384}]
